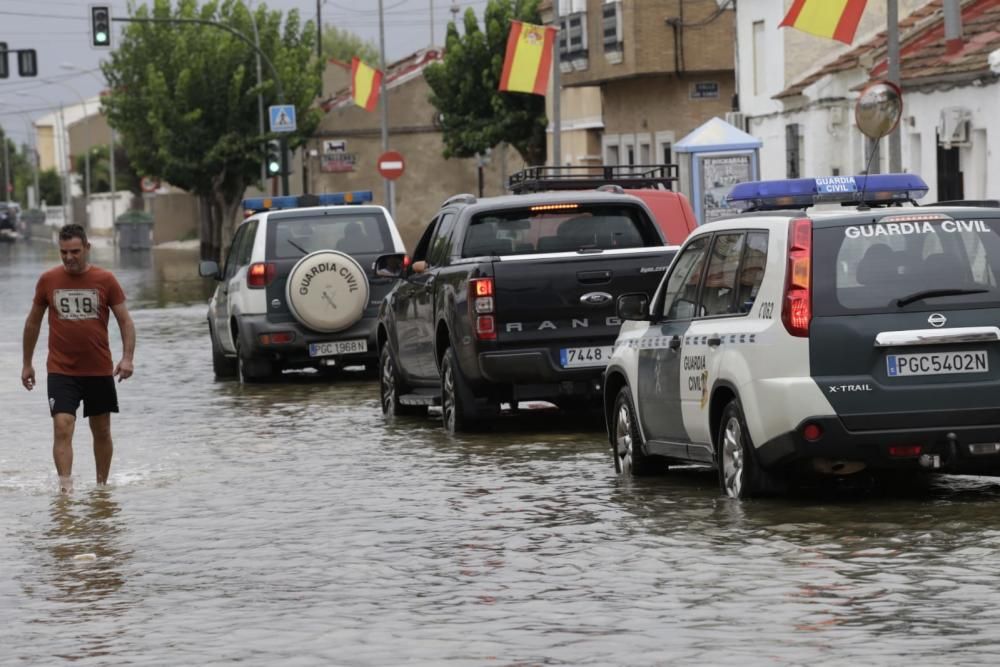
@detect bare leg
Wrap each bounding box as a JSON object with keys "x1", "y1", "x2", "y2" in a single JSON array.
[
  {"x1": 90, "y1": 413, "x2": 113, "y2": 485},
  {"x1": 52, "y1": 413, "x2": 75, "y2": 492}
]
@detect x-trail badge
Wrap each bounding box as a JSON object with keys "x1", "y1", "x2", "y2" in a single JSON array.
[{"x1": 928, "y1": 313, "x2": 947, "y2": 328}]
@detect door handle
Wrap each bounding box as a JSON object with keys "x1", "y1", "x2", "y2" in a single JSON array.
[
  {"x1": 707, "y1": 336, "x2": 722, "y2": 347},
  {"x1": 577, "y1": 269, "x2": 612, "y2": 284},
  {"x1": 669, "y1": 337, "x2": 681, "y2": 350}
]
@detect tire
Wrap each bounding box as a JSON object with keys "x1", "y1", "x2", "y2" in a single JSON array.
[
  {"x1": 235, "y1": 332, "x2": 274, "y2": 384},
  {"x1": 717, "y1": 398, "x2": 784, "y2": 499},
  {"x1": 285, "y1": 250, "x2": 369, "y2": 333},
  {"x1": 441, "y1": 347, "x2": 480, "y2": 434},
  {"x1": 210, "y1": 323, "x2": 238, "y2": 379},
  {"x1": 610, "y1": 387, "x2": 663, "y2": 476},
  {"x1": 380, "y1": 345, "x2": 426, "y2": 418}
]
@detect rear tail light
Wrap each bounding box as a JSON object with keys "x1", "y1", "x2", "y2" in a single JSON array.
[
  {"x1": 247, "y1": 262, "x2": 277, "y2": 288},
  {"x1": 889, "y1": 445, "x2": 922, "y2": 458},
  {"x1": 782, "y1": 218, "x2": 812, "y2": 337},
  {"x1": 470, "y1": 278, "x2": 496, "y2": 341},
  {"x1": 258, "y1": 332, "x2": 294, "y2": 345}
]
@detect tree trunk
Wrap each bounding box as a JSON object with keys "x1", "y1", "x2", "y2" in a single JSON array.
[{"x1": 199, "y1": 194, "x2": 217, "y2": 261}]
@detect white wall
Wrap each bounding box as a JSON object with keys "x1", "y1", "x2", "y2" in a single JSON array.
[{"x1": 735, "y1": 0, "x2": 787, "y2": 118}]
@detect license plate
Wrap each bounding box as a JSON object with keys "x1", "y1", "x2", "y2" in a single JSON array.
[
  {"x1": 560, "y1": 346, "x2": 613, "y2": 368},
  {"x1": 308, "y1": 339, "x2": 368, "y2": 357},
  {"x1": 886, "y1": 350, "x2": 989, "y2": 377}
]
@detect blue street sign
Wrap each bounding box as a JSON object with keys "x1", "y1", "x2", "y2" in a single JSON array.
[{"x1": 269, "y1": 105, "x2": 296, "y2": 133}]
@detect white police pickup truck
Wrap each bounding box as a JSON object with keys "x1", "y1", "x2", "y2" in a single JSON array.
[
  {"x1": 604, "y1": 173, "x2": 1000, "y2": 497},
  {"x1": 198, "y1": 191, "x2": 406, "y2": 382}
]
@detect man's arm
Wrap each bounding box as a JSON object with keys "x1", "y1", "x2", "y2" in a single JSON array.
[
  {"x1": 22, "y1": 303, "x2": 46, "y2": 390},
  {"x1": 111, "y1": 301, "x2": 135, "y2": 382}
]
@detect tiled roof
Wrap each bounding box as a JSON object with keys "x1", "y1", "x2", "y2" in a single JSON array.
[
  {"x1": 320, "y1": 48, "x2": 443, "y2": 112},
  {"x1": 775, "y1": 0, "x2": 1000, "y2": 99}
]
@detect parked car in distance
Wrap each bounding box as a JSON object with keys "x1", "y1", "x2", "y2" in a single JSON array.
[
  {"x1": 0, "y1": 202, "x2": 23, "y2": 242},
  {"x1": 374, "y1": 186, "x2": 679, "y2": 433},
  {"x1": 606, "y1": 173, "x2": 1000, "y2": 498},
  {"x1": 198, "y1": 191, "x2": 406, "y2": 382}
]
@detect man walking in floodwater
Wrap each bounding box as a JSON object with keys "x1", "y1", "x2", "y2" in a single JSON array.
[{"x1": 21, "y1": 224, "x2": 135, "y2": 493}]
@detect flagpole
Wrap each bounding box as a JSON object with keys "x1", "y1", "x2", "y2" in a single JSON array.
[
  {"x1": 551, "y1": 0, "x2": 561, "y2": 171},
  {"x1": 887, "y1": 0, "x2": 901, "y2": 172},
  {"x1": 378, "y1": 0, "x2": 393, "y2": 217}
]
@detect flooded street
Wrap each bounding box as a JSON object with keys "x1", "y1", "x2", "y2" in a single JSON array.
[{"x1": 5, "y1": 241, "x2": 1000, "y2": 665}]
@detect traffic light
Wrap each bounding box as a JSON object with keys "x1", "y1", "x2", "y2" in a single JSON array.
[
  {"x1": 266, "y1": 139, "x2": 282, "y2": 177},
  {"x1": 91, "y1": 5, "x2": 112, "y2": 48}
]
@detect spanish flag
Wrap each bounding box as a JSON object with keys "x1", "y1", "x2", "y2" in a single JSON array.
[
  {"x1": 499, "y1": 20, "x2": 557, "y2": 95},
  {"x1": 780, "y1": 0, "x2": 868, "y2": 44},
  {"x1": 351, "y1": 57, "x2": 382, "y2": 112}
]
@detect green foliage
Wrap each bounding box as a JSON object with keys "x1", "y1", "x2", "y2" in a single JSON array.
[
  {"x1": 424, "y1": 0, "x2": 546, "y2": 165},
  {"x1": 38, "y1": 169, "x2": 63, "y2": 206},
  {"x1": 0, "y1": 133, "x2": 33, "y2": 204},
  {"x1": 101, "y1": 0, "x2": 323, "y2": 257},
  {"x1": 73, "y1": 145, "x2": 142, "y2": 194},
  {"x1": 321, "y1": 24, "x2": 379, "y2": 65}
]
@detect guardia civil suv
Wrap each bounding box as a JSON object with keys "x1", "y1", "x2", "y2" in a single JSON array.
[
  {"x1": 198, "y1": 191, "x2": 406, "y2": 382},
  {"x1": 605, "y1": 174, "x2": 1000, "y2": 497}
]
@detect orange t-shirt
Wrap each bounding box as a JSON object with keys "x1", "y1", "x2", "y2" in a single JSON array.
[{"x1": 33, "y1": 266, "x2": 126, "y2": 376}]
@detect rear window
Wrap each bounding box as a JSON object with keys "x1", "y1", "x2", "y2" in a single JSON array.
[
  {"x1": 266, "y1": 211, "x2": 393, "y2": 259},
  {"x1": 813, "y1": 217, "x2": 1000, "y2": 314},
  {"x1": 461, "y1": 203, "x2": 658, "y2": 257}
]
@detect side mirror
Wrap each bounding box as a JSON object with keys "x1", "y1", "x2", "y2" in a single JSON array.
[
  {"x1": 373, "y1": 253, "x2": 409, "y2": 278},
  {"x1": 199, "y1": 260, "x2": 221, "y2": 280},
  {"x1": 617, "y1": 293, "x2": 651, "y2": 321}
]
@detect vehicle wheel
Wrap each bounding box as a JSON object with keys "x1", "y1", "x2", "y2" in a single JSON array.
[
  {"x1": 610, "y1": 387, "x2": 663, "y2": 476},
  {"x1": 235, "y1": 333, "x2": 273, "y2": 384},
  {"x1": 210, "y1": 323, "x2": 238, "y2": 379},
  {"x1": 441, "y1": 347, "x2": 479, "y2": 434},
  {"x1": 717, "y1": 398, "x2": 783, "y2": 499},
  {"x1": 380, "y1": 345, "x2": 426, "y2": 418}
]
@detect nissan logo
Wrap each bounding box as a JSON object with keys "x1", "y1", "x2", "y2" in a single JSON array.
[
  {"x1": 928, "y1": 313, "x2": 947, "y2": 328},
  {"x1": 580, "y1": 292, "x2": 613, "y2": 306}
]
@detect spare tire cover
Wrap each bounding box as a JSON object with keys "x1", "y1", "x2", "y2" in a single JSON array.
[{"x1": 285, "y1": 250, "x2": 370, "y2": 333}]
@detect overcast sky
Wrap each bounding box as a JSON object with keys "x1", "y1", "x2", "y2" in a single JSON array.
[{"x1": 0, "y1": 0, "x2": 488, "y2": 145}]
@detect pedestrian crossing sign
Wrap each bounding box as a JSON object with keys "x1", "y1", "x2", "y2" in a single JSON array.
[{"x1": 269, "y1": 105, "x2": 296, "y2": 133}]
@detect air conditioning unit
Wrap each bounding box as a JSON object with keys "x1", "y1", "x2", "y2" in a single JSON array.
[
  {"x1": 725, "y1": 111, "x2": 746, "y2": 131},
  {"x1": 939, "y1": 107, "x2": 971, "y2": 148}
]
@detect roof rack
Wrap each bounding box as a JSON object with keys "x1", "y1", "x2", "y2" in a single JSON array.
[{"x1": 508, "y1": 164, "x2": 678, "y2": 194}]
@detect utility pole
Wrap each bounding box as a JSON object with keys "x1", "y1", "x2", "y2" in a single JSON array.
[
  {"x1": 2, "y1": 128, "x2": 10, "y2": 203},
  {"x1": 378, "y1": 0, "x2": 393, "y2": 216},
  {"x1": 887, "y1": 0, "x2": 901, "y2": 173},
  {"x1": 316, "y1": 0, "x2": 323, "y2": 98},
  {"x1": 247, "y1": 2, "x2": 267, "y2": 188},
  {"x1": 430, "y1": 0, "x2": 434, "y2": 48},
  {"x1": 551, "y1": 0, "x2": 561, "y2": 170}
]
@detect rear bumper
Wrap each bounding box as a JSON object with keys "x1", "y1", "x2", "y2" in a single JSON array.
[
  {"x1": 237, "y1": 314, "x2": 378, "y2": 366},
  {"x1": 757, "y1": 415, "x2": 1000, "y2": 475},
  {"x1": 475, "y1": 348, "x2": 604, "y2": 399}
]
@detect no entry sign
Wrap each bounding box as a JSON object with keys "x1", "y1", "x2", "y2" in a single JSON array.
[{"x1": 377, "y1": 151, "x2": 405, "y2": 180}]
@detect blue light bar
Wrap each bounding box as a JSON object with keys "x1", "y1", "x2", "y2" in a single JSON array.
[
  {"x1": 242, "y1": 190, "x2": 374, "y2": 213},
  {"x1": 726, "y1": 174, "x2": 928, "y2": 211}
]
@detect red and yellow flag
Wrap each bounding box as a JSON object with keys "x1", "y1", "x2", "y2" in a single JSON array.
[
  {"x1": 499, "y1": 20, "x2": 557, "y2": 95},
  {"x1": 780, "y1": 0, "x2": 868, "y2": 44},
  {"x1": 351, "y1": 57, "x2": 382, "y2": 112}
]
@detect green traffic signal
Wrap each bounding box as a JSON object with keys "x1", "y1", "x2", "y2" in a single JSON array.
[
  {"x1": 91, "y1": 6, "x2": 111, "y2": 48},
  {"x1": 265, "y1": 139, "x2": 283, "y2": 177},
  {"x1": 267, "y1": 159, "x2": 281, "y2": 175}
]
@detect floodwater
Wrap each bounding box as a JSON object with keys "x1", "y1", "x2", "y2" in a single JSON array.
[{"x1": 4, "y1": 239, "x2": 1000, "y2": 665}]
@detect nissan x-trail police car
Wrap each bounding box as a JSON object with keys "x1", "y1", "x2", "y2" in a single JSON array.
[
  {"x1": 199, "y1": 191, "x2": 406, "y2": 382},
  {"x1": 605, "y1": 174, "x2": 1000, "y2": 498}
]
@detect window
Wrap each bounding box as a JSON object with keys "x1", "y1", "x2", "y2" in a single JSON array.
[
  {"x1": 700, "y1": 233, "x2": 745, "y2": 316},
  {"x1": 236, "y1": 220, "x2": 258, "y2": 267},
  {"x1": 428, "y1": 212, "x2": 458, "y2": 265},
  {"x1": 659, "y1": 235, "x2": 710, "y2": 321},
  {"x1": 558, "y1": 10, "x2": 588, "y2": 62},
  {"x1": 411, "y1": 218, "x2": 438, "y2": 262},
  {"x1": 626, "y1": 144, "x2": 635, "y2": 166},
  {"x1": 223, "y1": 224, "x2": 249, "y2": 279},
  {"x1": 752, "y1": 20, "x2": 766, "y2": 96},
  {"x1": 736, "y1": 232, "x2": 768, "y2": 313},
  {"x1": 640, "y1": 143, "x2": 650, "y2": 165},
  {"x1": 602, "y1": 0, "x2": 623, "y2": 55},
  {"x1": 268, "y1": 213, "x2": 392, "y2": 259},
  {"x1": 606, "y1": 143, "x2": 620, "y2": 166},
  {"x1": 662, "y1": 143, "x2": 672, "y2": 165},
  {"x1": 785, "y1": 123, "x2": 801, "y2": 179}
]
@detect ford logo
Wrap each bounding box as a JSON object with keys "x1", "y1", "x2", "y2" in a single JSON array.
[
  {"x1": 928, "y1": 313, "x2": 947, "y2": 328},
  {"x1": 580, "y1": 292, "x2": 613, "y2": 307}
]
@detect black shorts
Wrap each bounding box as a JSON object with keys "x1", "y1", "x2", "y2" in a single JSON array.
[{"x1": 47, "y1": 374, "x2": 119, "y2": 418}]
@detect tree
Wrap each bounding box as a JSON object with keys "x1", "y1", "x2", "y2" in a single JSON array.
[
  {"x1": 0, "y1": 133, "x2": 32, "y2": 204},
  {"x1": 101, "y1": 0, "x2": 322, "y2": 260},
  {"x1": 321, "y1": 24, "x2": 379, "y2": 65},
  {"x1": 38, "y1": 169, "x2": 63, "y2": 207},
  {"x1": 424, "y1": 0, "x2": 546, "y2": 165},
  {"x1": 74, "y1": 145, "x2": 141, "y2": 195}
]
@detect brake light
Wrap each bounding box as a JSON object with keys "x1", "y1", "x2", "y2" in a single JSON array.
[
  {"x1": 247, "y1": 262, "x2": 276, "y2": 288},
  {"x1": 889, "y1": 445, "x2": 922, "y2": 458},
  {"x1": 782, "y1": 218, "x2": 812, "y2": 337},
  {"x1": 470, "y1": 278, "x2": 496, "y2": 340},
  {"x1": 258, "y1": 332, "x2": 294, "y2": 345}
]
